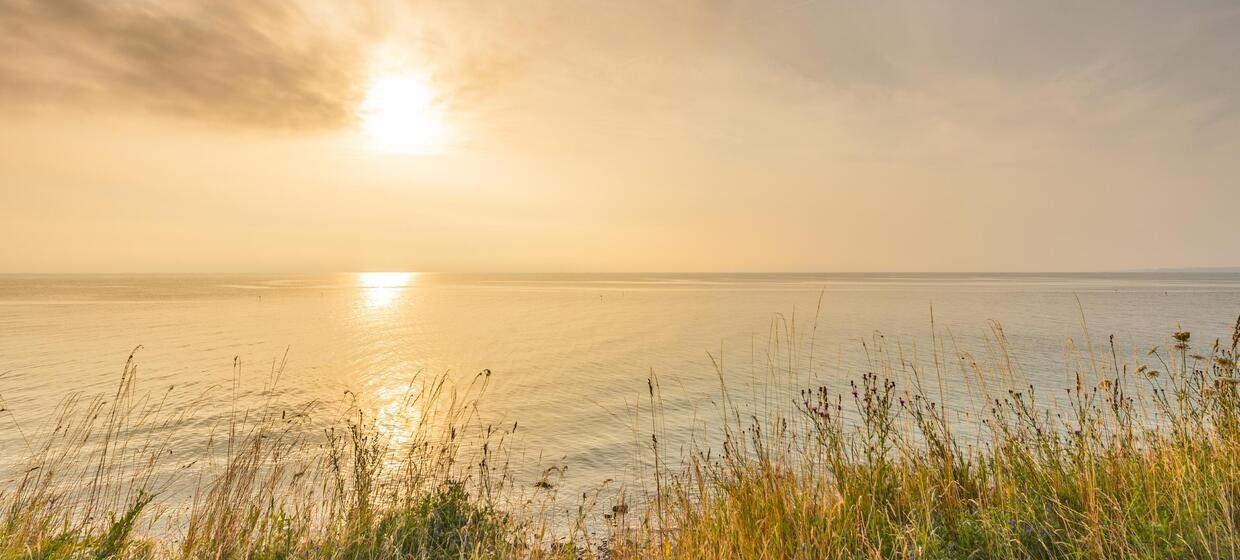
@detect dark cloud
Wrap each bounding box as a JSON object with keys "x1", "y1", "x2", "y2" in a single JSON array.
[{"x1": 0, "y1": 0, "x2": 374, "y2": 128}]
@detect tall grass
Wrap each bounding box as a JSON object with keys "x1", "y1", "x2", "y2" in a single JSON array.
[
  {"x1": 3, "y1": 316, "x2": 1240, "y2": 559},
  {"x1": 0, "y1": 354, "x2": 538, "y2": 559},
  {"x1": 641, "y1": 316, "x2": 1240, "y2": 559}
]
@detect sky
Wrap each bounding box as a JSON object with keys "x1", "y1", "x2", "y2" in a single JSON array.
[{"x1": 1, "y1": 0, "x2": 1238, "y2": 273}]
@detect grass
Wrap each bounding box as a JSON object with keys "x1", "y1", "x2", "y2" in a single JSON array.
[{"x1": 3, "y1": 315, "x2": 1240, "y2": 559}]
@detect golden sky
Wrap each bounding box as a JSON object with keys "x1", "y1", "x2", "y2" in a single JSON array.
[{"x1": 2, "y1": 0, "x2": 1238, "y2": 272}]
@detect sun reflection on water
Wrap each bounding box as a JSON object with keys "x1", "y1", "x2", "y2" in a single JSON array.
[
  {"x1": 354, "y1": 272, "x2": 423, "y2": 458},
  {"x1": 357, "y1": 272, "x2": 415, "y2": 308},
  {"x1": 373, "y1": 374, "x2": 423, "y2": 450}
]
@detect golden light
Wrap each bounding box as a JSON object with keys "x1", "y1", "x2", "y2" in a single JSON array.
[
  {"x1": 359, "y1": 73, "x2": 446, "y2": 154},
  {"x1": 373, "y1": 373, "x2": 424, "y2": 451},
  {"x1": 358, "y1": 271, "x2": 415, "y2": 288},
  {"x1": 358, "y1": 272, "x2": 415, "y2": 308}
]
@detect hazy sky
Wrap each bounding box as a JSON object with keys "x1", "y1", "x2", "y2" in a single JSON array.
[{"x1": 2, "y1": 0, "x2": 1238, "y2": 273}]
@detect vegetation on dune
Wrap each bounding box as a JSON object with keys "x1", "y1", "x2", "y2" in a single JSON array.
[{"x1": 3, "y1": 316, "x2": 1240, "y2": 559}]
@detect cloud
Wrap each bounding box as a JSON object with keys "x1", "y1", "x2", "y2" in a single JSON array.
[
  {"x1": 0, "y1": 0, "x2": 375, "y2": 128},
  {"x1": 2, "y1": 0, "x2": 1238, "y2": 154}
]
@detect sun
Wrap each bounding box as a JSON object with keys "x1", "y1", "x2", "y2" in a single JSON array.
[{"x1": 360, "y1": 72, "x2": 446, "y2": 154}]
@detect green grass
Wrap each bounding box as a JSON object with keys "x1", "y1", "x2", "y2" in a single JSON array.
[{"x1": 3, "y1": 317, "x2": 1240, "y2": 559}]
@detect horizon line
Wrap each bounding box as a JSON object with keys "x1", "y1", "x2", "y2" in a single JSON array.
[{"x1": 2, "y1": 268, "x2": 1238, "y2": 276}]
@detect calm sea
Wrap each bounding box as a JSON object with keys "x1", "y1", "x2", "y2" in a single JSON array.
[{"x1": 1, "y1": 272, "x2": 1238, "y2": 512}]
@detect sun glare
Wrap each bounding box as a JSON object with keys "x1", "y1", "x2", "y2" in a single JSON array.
[
  {"x1": 360, "y1": 73, "x2": 446, "y2": 154},
  {"x1": 358, "y1": 272, "x2": 415, "y2": 308},
  {"x1": 358, "y1": 271, "x2": 415, "y2": 289}
]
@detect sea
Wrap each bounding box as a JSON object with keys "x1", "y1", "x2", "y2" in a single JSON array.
[{"x1": 1, "y1": 272, "x2": 1237, "y2": 521}]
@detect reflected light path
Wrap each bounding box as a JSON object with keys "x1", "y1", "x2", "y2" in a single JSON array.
[
  {"x1": 354, "y1": 271, "x2": 423, "y2": 459},
  {"x1": 373, "y1": 368, "x2": 424, "y2": 450},
  {"x1": 358, "y1": 272, "x2": 415, "y2": 308}
]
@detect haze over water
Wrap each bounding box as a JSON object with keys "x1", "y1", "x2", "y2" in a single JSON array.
[{"x1": 2, "y1": 272, "x2": 1237, "y2": 508}]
